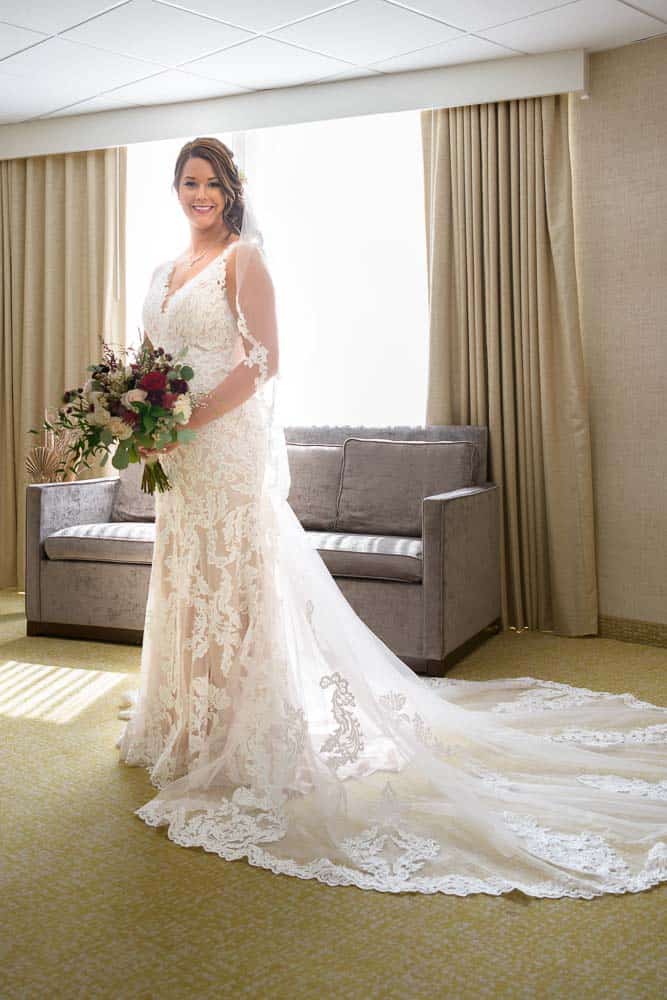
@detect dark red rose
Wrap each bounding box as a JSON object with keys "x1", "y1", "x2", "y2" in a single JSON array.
[
  {"x1": 170, "y1": 378, "x2": 188, "y2": 394},
  {"x1": 121, "y1": 408, "x2": 139, "y2": 427},
  {"x1": 161, "y1": 392, "x2": 179, "y2": 409},
  {"x1": 139, "y1": 370, "x2": 168, "y2": 392}
]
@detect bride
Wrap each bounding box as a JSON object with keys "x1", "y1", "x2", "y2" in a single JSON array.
[{"x1": 118, "y1": 136, "x2": 667, "y2": 898}]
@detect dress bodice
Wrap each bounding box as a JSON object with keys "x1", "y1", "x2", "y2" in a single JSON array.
[{"x1": 142, "y1": 247, "x2": 245, "y2": 394}]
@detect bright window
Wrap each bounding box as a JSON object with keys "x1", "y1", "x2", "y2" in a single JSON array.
[{"x1": 126, "y1": 110, "x2": 428, "y2": 425}]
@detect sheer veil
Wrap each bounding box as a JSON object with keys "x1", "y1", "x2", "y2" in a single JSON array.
[
  {"x1": 123, "y1": 178, "x2": 667, "y2": 900},
  {"x1": 232, "y1": 179, "x2": 291, "y2": 502}
]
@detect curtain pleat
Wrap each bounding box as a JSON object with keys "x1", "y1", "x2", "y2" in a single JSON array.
[
  {"x1": 422, "y1": 96, "x2": 597, "y2": 635},
  {"x1": 0, "y1": 147, "x2": 126, "y2": 590}
]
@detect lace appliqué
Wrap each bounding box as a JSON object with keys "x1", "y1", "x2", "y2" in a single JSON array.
[
  {"x1": 379, "y1": 690, "x2": 457, "y2": 757},
  {"x1": 320, "y1": 672, "x2": 364, "y2": 767},
  {"x1": 490, "y1": 678, "x2": 667, "y2": 714},
  {"x1": 503, "y1": 811, "x2": 631, "y2": 877},
  {"x1": 340, "y1": 781, "x2": 441, "y2": 885},
  {"x1": 216, "y1": 251, "x2": 269, "y2": 394},
  {"x1": 576, "y1": 774, "x2": 667, "y2": 800},
  {"x1": 136, "y1": 786, "x2": 288, "y2": 860},
  {"x1": 238, "y1": 310, "x2": 269, "y2": 394},
  {"x1": 544, "y1": 724, "x2": 667, "y2": 747}
]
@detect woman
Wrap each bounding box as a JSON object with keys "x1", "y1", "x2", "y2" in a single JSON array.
[{"x1": 118, "y1": 137, "x2": 667, "y2": 898}]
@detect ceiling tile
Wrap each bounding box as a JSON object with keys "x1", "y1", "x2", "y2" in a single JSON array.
[
  {"x1": 371, "y1": 34, "x2": 520, "y2": 72},
  {"x1": 272, "y1": 0, "x2": 463, "y2": 65},
  {"x1": 481, "y1": 0, "x2": 667, "y2": 53},
  {"x1": 156, "y1": 0, "x2": 350, "y2": 33},
  {"x1": 62, "y1": 0, "x2": 252, "y2": 66},
  {"x1": 40, "y1": 93, "x2": 136, "y2": 117},
  {"x1": 0, "y1": 0, "x2": 131, "y2": 35},
  {"x1": 0, "y1": 21, "x2": 47, "y2": 59},
  {"x1": 184, "y1": 34, "x2": 354, "y2": 88},
  {"x1": 389, "y1": 1, "x2": 576, "y2": 32},
  {"x1": 629, "y1": 0, "x2": 667, "y2": 20},
  {"x1": 100, "y1": 67, "x2": 248, "y2": 104},
  {"x1": 0, "y1": 36, "x2": 169, "y2": 91},
  {"x1": 0, "y1": 69, "x2": 98, "y2": 120}
]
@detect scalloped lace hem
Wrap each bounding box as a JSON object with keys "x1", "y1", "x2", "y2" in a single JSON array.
[{"x1": 133, "y1": 799, "x2": 667, "y2": 900}]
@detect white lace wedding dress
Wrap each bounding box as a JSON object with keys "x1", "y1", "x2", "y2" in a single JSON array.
[{"x1": 118, "y1": 244, "x2": 667, "y2": 898}]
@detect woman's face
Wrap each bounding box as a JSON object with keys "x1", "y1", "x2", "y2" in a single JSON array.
[{"x1": 177, "y1": 156, "x2": 226, "y2": 231}]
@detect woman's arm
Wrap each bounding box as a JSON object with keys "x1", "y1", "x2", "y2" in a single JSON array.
[{"x1": 189, "y1": 244, "x2": 279, "y2": 429}]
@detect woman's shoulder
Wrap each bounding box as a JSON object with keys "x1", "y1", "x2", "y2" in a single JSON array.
[{"x1": 149, "y1": 258, "x2": 174, "y2": 285}]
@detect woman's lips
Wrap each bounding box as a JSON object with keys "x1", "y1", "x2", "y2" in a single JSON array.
[{"x1": 193, "y1": 205, "x2": 214, "y2": 214}]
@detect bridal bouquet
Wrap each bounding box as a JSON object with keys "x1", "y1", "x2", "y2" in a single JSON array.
[{"x1": 31, "y1": 338, "x2": 198, "y2": 494}]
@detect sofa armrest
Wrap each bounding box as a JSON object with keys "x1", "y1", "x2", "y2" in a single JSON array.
[
  {"x1": 422, "y1": 484, "x2": 501, "y2": 658},
  {"x1": 25, "y1": 478, "x2": 119, "y2": 622}
]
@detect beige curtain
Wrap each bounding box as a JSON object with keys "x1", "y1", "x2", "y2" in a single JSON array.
[
  {"x1": 0, "y1": 146, "x2": 126, "y2": 591},
  {"x1": 421, "y1": 96, "x2": 597, "y2": 636}
]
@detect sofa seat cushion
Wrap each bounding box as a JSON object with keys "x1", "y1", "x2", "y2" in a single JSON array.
[
  {"x1": 306, "y1": 530, "x2": 422, "y2": 583},
  {"x1": 45, "y1": 522, "x2": 155, "y2": 565},
  {"x1": 43, "y1": 522, "x2": 422, "y2": 582}
]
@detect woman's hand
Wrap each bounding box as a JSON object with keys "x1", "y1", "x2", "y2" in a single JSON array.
[
  {"x1": 137, "y1": 397, "x2": 212, "y2": 460},
  {"x1": 138, "y1": 440, "x2": 180, "y2": 459}
]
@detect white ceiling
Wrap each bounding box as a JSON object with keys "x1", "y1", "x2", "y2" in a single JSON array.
[{"x1": 0, "y1": 0, "x2": 665, "y2": 125}]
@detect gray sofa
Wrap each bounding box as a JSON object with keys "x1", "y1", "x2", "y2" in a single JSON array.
[{"x1": 25, "y1": 424, "x2": 501, "y2": 675}]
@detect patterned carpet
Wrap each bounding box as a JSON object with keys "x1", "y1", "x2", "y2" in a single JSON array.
[{"x1": 1, "y1": 585, "x2": 666, "y2": 1000}]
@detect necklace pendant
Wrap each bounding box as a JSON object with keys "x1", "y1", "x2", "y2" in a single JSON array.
[{"x1": 187, "y1": 251, "x2": 207, "y2": 268}]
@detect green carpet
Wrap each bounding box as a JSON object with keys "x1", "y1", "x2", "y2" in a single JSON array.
[{"x1": 1, "y1": 586, "x2": 666, "y2": 1000}]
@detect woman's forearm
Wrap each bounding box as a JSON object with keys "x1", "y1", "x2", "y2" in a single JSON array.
[{"x1": 194, "y1": 358, "x2": 276, "y2": 427}]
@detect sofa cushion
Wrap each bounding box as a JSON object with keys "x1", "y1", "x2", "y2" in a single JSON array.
[
  {"x1": 287, "y1": 444, "x2": 343, "y2": 530},
  {"x1": 307, "y1": 531, "x2": 422, "y2": 582},
  {"x1": 110, "y1": 462, "x2": 156, "y2": 522},
  {"x1": 335, "y1": 438, "x2": 475, "y2": 536},
  {"x1": 45, "y1": 522, "x2": 155, "y2": 565},
  {"x1": 44, "y1": 521, "x2": 421, "y2": 584}
]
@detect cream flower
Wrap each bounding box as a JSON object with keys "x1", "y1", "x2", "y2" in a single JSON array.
[
  {"x1": 88, "y1": 406, "x2": 111, "y2": 426},
  {"x1": 120, "y1": 388, "x2": 148, "y2": 408},
  {"x1": 172, "y1": 394, "x2": 192, "y2": 424},
  {"x1": 108, "y1": 416, "x2": 134, "y2": 440}
]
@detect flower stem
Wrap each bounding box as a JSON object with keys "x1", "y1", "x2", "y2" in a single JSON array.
[{"x1": 141, "y1": 458, "x2": 171, "y2": 494}]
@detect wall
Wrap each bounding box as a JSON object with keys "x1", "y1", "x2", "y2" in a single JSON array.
[{"x1": 570, "y1": 35, "x2": 667, "y2": 630}]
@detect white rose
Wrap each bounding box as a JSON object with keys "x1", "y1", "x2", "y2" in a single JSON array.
[
  {"x1": 108, "y1": 416, "x2": 134, "y2": 440},
  {"x1": 172, "y1": 394, "x2": 192, "y2": 424},
  {"x1": 88, "y1": 406, "x2": 111, "y2": 426},
  {"x1": 120, "y1": 388, "x2": 148, "y2": 409},
  {"x1": 87, "y1": 389, "x2": 104, "y2": 406}
]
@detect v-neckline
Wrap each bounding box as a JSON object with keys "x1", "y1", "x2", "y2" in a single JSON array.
[{"x1": 160, "y1": 242, "x2": 237, "y2": 315}]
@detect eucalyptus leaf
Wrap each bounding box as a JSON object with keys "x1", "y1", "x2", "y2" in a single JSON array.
[{"x1": 176, "y1": 428, "x2": 196, "y2": 443}]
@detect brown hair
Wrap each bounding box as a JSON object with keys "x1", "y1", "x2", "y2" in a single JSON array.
[{"x1": 172, "y1": 136, "x2": 244, "y2": 234}]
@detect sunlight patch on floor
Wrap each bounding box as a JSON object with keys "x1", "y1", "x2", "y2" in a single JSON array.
[{"x1": 0, "y1": 659, "x2": 128, "y2": 723}]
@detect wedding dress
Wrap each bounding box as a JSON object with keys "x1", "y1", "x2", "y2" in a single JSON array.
[{"x1": 117, "y1": 235, "x2": 667, "y2": 900}]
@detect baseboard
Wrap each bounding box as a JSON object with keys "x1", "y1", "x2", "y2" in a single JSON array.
[
  {"x1": 598, "y1": 615, "x2": 667, "y2": 649},
  {"x1": 26, "y1": 620, "x2": 144, "y2": 645}
]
